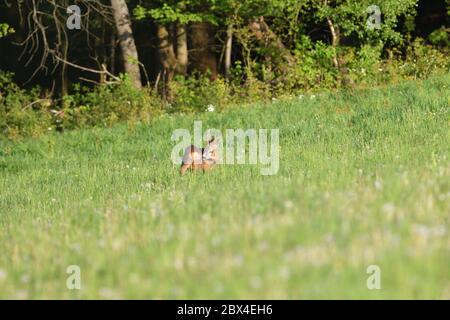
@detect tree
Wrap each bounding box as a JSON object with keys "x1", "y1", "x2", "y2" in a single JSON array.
[
  {"x1": 4, "y1": 0, "x2": 122, "y2": 94},
  {"x1": 312, "y1": 0, "x2": 419, "y2": 46},
  {"x1": 111, "y1": 0, "x2": 142, "y2": 88},
  {"x1": 134, "y1": 1, "x2": 207, "y2": 97}
]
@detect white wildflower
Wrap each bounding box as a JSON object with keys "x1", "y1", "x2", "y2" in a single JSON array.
[
  {"x1": 381, "y1": 202, "x2": 396, "y2": 215},
  {"x1": 20, "y1": 274, "x2": 30, "y2": 283},
  {"x1": 374, "y1": 179, "x2": 382, "y2": 190},
  {"x1": 206, "y1": 104, "x2": 215, "y2": 112},
  {"x1": 284, "y1": 200, "x2": 294, "y2": 210}
]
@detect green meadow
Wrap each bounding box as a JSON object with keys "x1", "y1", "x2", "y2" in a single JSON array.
[{"x1": 0, "y1": 75, "x2": 449, "y2": 299}]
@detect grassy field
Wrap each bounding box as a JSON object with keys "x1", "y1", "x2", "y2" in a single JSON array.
[{"x1": 0, "y1": 75, "x2": 449, "y2": 299}]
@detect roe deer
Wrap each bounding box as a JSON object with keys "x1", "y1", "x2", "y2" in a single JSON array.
[{"x1": 180, "y1": 138, "x2": 219, "y2": 175}]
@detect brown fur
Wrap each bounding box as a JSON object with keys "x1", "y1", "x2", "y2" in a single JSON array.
[{"x1": 180, "y1": 138, "x2": 218, "y2": 175}]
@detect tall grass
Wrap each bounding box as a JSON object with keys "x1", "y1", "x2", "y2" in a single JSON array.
[{"x1": 0, "y1": 74, "x2": 449, "y2": 299}]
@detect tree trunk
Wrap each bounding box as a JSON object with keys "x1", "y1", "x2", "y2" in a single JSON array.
[
  {"x1": 110, "y1": 32, "x2": 116, "y2": 75},
  {"x1": 224, "y1": 24, "x2": 233, "y2": 79},
  {"x1": 325, "y1": 16, "x2": 353, "y2": 87},
  {"x1": 247, "y1": 16, "x2": 294, "y2": 84},
  {"x1": 248, "y1": 16, "x2": 294, "y2": 66},
  {"x1": 189, "y1": 22, "x2": 218, "y2": 80},
  {"x1": 110, "y1": 0, "x2": 141, "y2": 88},
  {"x1": 326, "y1": 16, "x2": 340, "y2": 69},
  {"x1": 175, "y1": 23, "x2": 188, "y2": 75},
  {"x1": 156, "y1": 24, "x2": 178, "y2": 100}
]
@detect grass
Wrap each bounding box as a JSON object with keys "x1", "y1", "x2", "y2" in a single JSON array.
[{"x1": 0, "y1": 74, "x2": 449, "y2": 299}]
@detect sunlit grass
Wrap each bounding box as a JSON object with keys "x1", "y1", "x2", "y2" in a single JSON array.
[{"x1": 0, "y1": 74, "x2": 449, "y2": 299}]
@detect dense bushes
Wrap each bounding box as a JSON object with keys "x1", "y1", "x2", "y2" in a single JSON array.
[
  {"x1": 60, "y1": 78, "x2": 162, "y2": 130},
  {"x1": 0, "y1": 72, "x2": 50, "y2": 139},
  {"x1": 1, "y1": 40, "x2": 449, "y2": 141},
  {"x1": 0, "y1": 74, "x2": 162, "y2": 140}
]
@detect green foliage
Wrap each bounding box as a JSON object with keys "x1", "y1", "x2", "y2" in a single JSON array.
[
  {"x1": 0, "y1": 23, "x2": 14, "y2": 37},
  {"x1": 169, "y1": 74, "x2": 231, "y2": 113},
  {"x1": 400, "y1": 38, "x2": 450, "y2": 79},
  {"x1": 345, "y1": 44, "x2": 384, "y2": 84},
  {"x1": 1, "y1": 0, "x2": 449, "y2": 141},
  {"x1": 60, "y1": 77, "x2": 161, "y2": 131},
  {"x1": 313, "y1": 0, "x2": 419, "y2": 46},
  {"x1": 0, "y1": 72, "x2": 51, "y2": 140},
  {"x1": 289, "y1": 38, "x2": 340, "y2": 90},
  {"x1": 0, "y1": 74, "x2": 161, "y2": 140},
  {"x1": 134, "y1": 1, "x2": 212, "y2": 25},
  {"x1": 428, "y1": 27, "x2": 450, "y2": 47},
  {"x1": 1, "y1": 37, "x2": 450, "y2": 141}
]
